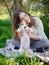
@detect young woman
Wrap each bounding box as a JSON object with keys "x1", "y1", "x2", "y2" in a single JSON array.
[{"x1": 12, "y1": 9, "x2": 49, "y2": 52}]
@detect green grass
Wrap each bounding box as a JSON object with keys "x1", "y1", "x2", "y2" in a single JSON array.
[
  {"x1": 0, "y1": 53, "x2": 44, "y2": 65},
  {"x1": 0, "y1": 9, "x2": 8, "y2": 15},
  {"x1": 0, "y1": 9, "x2": 12, "y2": 48},
  {"x1": 40, "y1": 16, "x2": 49, "y2": 39},
  {"x1": 0, "y1": 19, "x2": 12, "y2": 48},
  {"x1": 0, "y1": 52, "x2": 49, "y2": 65}
]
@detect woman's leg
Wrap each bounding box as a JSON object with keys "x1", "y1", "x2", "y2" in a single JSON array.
[
  {"x1": 30, "y1": 39, "x2": 49, "y2": 50},
  {"x1": 12, "y1": 39, "x2": 21, "y2": 49}
]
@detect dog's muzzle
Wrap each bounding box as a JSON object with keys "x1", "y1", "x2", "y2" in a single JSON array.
[{"x1": 24, "y1": 26, "x2": 26, "y2": 29}]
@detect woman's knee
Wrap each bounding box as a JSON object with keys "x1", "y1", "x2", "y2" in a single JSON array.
[
  {"x1": 30, "y1": 39, "x2": 49, "y2": 49},
  {"x1": 12, "y1": 39, "x2": 21, "y2": 48}
]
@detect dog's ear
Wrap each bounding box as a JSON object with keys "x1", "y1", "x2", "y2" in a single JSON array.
[{"x1": 28, "y1": 22, "x2": 33, "y2": 27}]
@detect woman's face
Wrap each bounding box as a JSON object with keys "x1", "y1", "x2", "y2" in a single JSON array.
[{"x1": 19, "y1": 12, "x2": 30, "y2": 23}]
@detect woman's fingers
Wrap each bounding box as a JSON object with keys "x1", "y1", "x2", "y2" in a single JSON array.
[
  {"x1": 18, "y1": 30, "x2": 24, "y2": 38},
  {"x1": 25, "y1": 29, "x2": 30, "y2": 33},
  {"x1": 25, "y1": 29, "x2": 33, "y2": 38},
  {"x1": 19, "y1": 30, "x2": 24, "y2": 36}
]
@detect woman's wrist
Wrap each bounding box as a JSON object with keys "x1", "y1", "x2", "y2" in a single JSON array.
[{"x1": 30, "y1": 34, "x2": 40, "y2": 40}]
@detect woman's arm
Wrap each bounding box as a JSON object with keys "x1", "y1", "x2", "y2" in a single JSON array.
[
  {"x1": 25, "y1": 29, "x2": 40, "y2": 40},
  {"x1": 32, "y1": 17, "x2": 48, "y2": 40},
  {"x1": 25, "y1": 17, "x2": 48, "y2": 40},
  {"x1": 30, "y1": 34, "x2": 40, "y2": 40}
]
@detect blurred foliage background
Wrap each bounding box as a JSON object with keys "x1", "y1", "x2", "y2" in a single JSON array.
[{"x1": 0, "y1": 0, "x2": 49, "y2": 48}]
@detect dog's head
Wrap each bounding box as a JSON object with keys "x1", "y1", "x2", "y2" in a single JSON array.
[
  {"x1": 16, "y1": 20, "x2": 37, "y2": 34},
  {"x1": 19, "y1": 21, "x2": 28, "y2": 29},
  {"x1": 16, "y1": 20, "x2": 30, "y2": 32}
]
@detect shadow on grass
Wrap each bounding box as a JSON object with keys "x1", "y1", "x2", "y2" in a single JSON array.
[{"x1": 0, "y1": 19, "x2": 12, "y2": 48}]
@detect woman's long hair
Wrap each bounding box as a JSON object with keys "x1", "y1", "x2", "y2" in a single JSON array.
[
  {"x1": 12, "y1": 9, "x2": 37, "y2": 39},
  {"x1": 13, "y1": 10, "x2": 37, "y2": 31}
]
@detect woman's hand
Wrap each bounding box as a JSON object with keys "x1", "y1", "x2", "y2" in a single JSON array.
[
  {"x1": 25, "y1": 29, "x2": 33, "y2": 38},
  {"x1": 18, "y1": 30, "x2": 24, "y2": 39}
]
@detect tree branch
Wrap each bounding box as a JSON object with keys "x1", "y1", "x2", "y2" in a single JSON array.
[
  {"x1": 14, "y1": 0, "x2": 17, "y2": 10},
  {"x1": 3, "y1": 0, "x2": 12, "y2": 18},
  {"x1": 11, "y1": 1, "x2": 15, "y2": 13},
  {"x1": 18, "y1": 0, "x2": 24, "y2": 9}
]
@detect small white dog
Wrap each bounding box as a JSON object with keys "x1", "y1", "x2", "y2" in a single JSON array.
[{"x1": 15, "y1": 20, "x2": 37, "y2": 56}]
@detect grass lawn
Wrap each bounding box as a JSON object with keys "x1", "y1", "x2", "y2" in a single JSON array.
[
  {"x1": 0, "y1": 19, "x2": 12, "y2": 48},
  {"x1": 0, "y1": 9, "x2": 12, "y2": 48}
]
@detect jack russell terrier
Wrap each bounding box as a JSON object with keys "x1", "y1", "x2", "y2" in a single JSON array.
[{"x1": 15, "y1": 20, "x2": 37, "y2": 56}]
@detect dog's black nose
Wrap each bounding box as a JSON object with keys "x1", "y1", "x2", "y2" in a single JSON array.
[{"x1": 24, "y1": 26, "x2": 26, "y2": 29}]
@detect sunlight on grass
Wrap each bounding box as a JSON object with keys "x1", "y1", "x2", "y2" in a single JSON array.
[
  {"x1": 0, "y1": 9, "x2": 8, "y2": 14},
  {"x1": 0, "y1": 9, "x2": 10, "y2": 20},
  {"x1": 0, "y1": 14, "x2": 10, "y2": 20}
]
